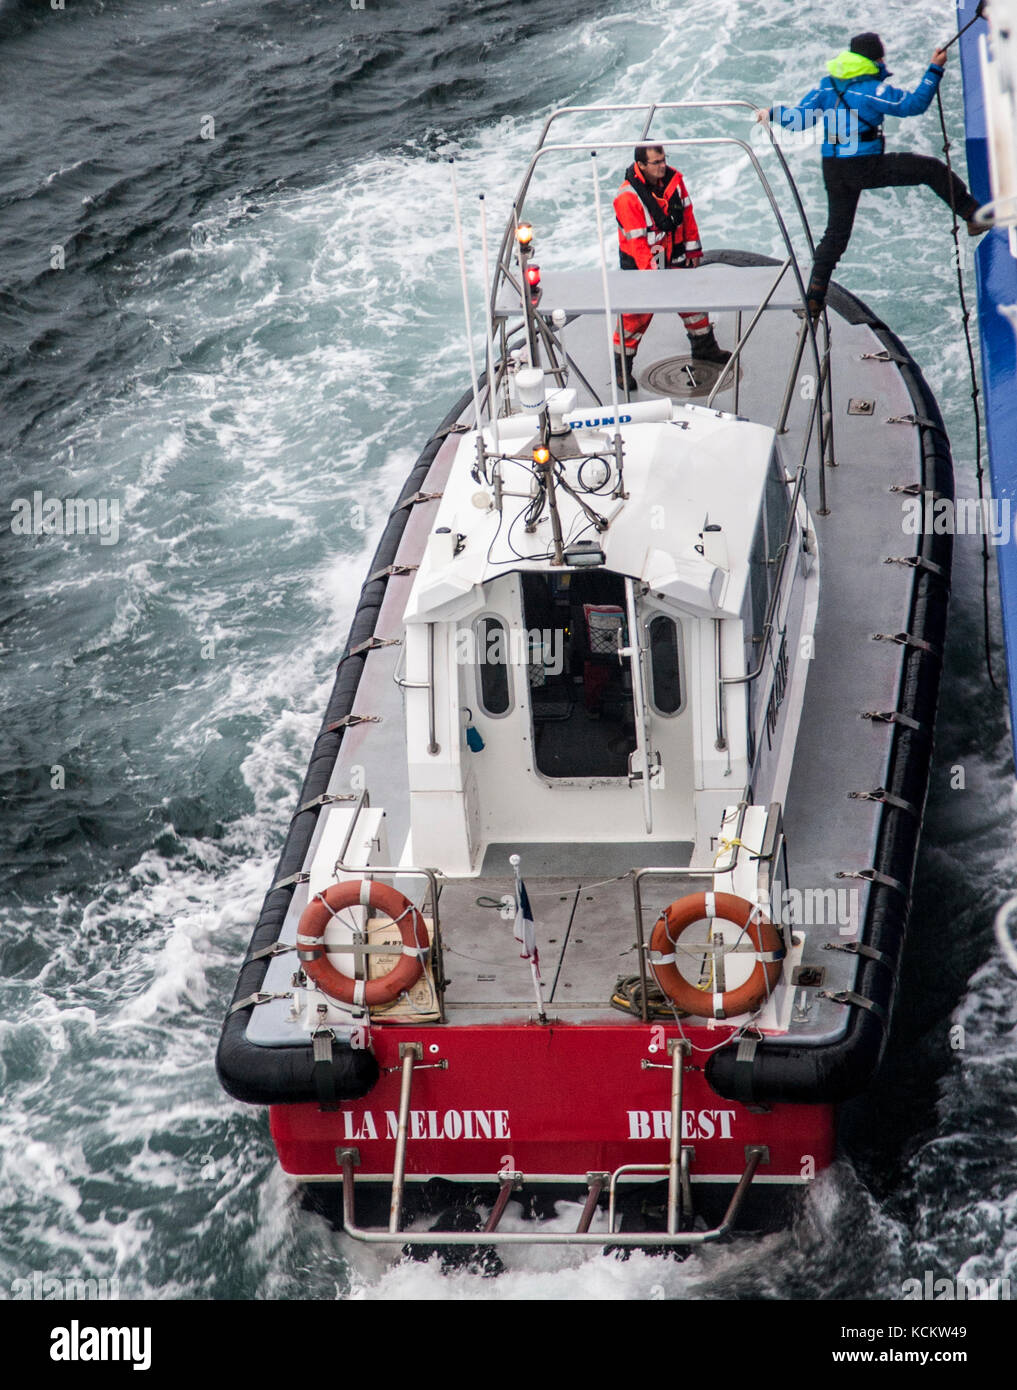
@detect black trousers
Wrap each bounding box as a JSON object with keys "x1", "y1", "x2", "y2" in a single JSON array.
[{"x1": 809, "y1": 153, "x2": 979, "y2": 303}]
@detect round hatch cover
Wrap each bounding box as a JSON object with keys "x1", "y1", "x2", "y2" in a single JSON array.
[{"x1": 641, "y1": 354, "x2": 743, "y2": 400}]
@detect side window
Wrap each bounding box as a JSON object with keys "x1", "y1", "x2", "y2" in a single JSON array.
[
  {"x1": 748, "y1": 513, "x2": 769, "y2": 646},
  {"x1": 765, "y1": 450, "x2": 792, "y2": 585},
  {"x1": 473, "y1": 615, "x2": 512, "y2": 717},
  {"x1": 648, "y1": 614, "x2": 684, "y2": 715}
]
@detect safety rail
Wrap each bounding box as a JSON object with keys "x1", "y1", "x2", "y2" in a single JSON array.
[
  {"x1": 629, "y1": 801, "x2": 787, "y2": 1021},
  {"x1": 324, "y1": 798, "x2": 784, "y2": 1033},
  {"x1": 480, "y1": 99, "x2": 837, "y2": 502},
  {"x1": 335, "y1": 1022, "x2": 768, "y2": 1246},
  {"x1": 474, "y1": 115, "x2": 840, "y2": 695},
  {"x1": 513, "y1": 100, "x2": 817, "y2": 273},
  {"x1": 393, "y1": 622, "x2": 439, "y2": 756},
  {"x1": 336, "y1": 1146, "x2": 767, "y2": 1249},
  {"x1": 330, "y1": 859, "x2": 447, "y2": 1023},
  {"x1": 334, "y1": 786, "x2": 370, "y2": 868},
  {"x1": 488, "y1": 133, "x2": 822, "y2": 386},
  {"x1": 704, "y1": 257, "x2": 792, "y2": 409}
]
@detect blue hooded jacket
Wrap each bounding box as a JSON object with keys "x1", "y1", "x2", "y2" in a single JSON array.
[{"x1": 770, "y1": 51, "x2": 944, "y2": 158}]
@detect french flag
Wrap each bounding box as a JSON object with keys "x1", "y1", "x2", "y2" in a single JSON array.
[{"x1": 513, "y1": 877, "x2": 540, "y2": 978}]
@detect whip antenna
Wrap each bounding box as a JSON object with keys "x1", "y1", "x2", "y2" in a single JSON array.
[
  {"x1": 590, "y1": 151, "x2": 627, "y2": 496},
  {"x1": 478, "y1": 193, "x2": 501, "y2": 455},
  {"x1": 449, "y1": 160, "x2": 485, "y2": 438},
  {"x1": 590, "y1": 151, "x2": 623, "y2": 441}
]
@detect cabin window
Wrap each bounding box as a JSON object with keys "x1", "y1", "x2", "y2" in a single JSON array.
[
  {"x1": 748, "y1": 514, "x2": 769, "y2": 648},
  {"x1": 648, "y1": 615, "x2": 684, "y2": 715},
  {"x1": 765, "y1": 451, "x2": 793, "y2": 582},
  {"x1": 473, "y1": 615, "x2": 512, "y2": 717}
]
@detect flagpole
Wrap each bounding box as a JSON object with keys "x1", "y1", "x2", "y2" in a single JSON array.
[{"x1": 510, "y1": 853, "x2": 547, "y2": 1023}]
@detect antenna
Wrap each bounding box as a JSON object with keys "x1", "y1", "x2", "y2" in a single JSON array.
[
  {"x1": 478, "y1": 194, "x2": 502, "y2": 457},
  {"x1": 449, "y1": 161, "x2": 485, "y2": 442},
  {"x1": 590, "y1": 151, "x2": 627, "y2": 497}
]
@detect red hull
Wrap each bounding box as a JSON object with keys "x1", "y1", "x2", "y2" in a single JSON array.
[{"x1": 270, "y1": 1023, "x2": 835, "y2": 1183}]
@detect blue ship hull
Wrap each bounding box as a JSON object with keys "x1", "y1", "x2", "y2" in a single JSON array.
[{"x1": 958, "y1": 0, "x2": 1017, "y2": 744}]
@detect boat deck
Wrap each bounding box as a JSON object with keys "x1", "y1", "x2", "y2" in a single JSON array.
[
  {"x1": 438, "y1": 857, "x2": 691, "y2": 1025},
  {"x1": 241, "y1": 254, "x2": 940, "y2": 1056}
]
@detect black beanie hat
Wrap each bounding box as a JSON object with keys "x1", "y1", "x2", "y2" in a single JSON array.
[{"x1": 850, "y1": 32, "x2": 885, "y2": 63}]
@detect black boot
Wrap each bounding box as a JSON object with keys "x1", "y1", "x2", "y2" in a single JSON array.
[
  {"x1": 614, "y1": 352, "x2": 638, "y2": 390},
  {"x1": 689, "y1": 328, "x2": 731, "y2": 365}
]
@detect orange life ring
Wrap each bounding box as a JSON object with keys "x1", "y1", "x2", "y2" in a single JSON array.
[
  {"x1": 296, "y1": 880, "x2": 428, "y2": 1006},
  {"x1": 649, "y1": 891, "x2": 783, "y2": 1020}
]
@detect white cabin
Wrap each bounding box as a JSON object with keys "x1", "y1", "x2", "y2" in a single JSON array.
[{"x1": 401, "y1": 398, "x2": 817, "y2": 876}]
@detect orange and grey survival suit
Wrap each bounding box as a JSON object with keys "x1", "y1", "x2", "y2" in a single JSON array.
[{"x1": 613, "y1": 151, "x2": 730, "y2": 390}]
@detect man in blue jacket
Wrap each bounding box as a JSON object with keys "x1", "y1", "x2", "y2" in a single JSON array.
[{"x1": 762, "y1": 32, "x2": 985, "y2": 317}]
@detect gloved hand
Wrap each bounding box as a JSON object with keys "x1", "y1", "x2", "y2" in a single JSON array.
[{"x1": 686, "y1": 253, "x2": 702, "y2": 268}]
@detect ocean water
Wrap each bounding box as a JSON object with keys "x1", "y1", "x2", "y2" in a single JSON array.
[{"x1": 0, "y1": 0, "x2": 1014, "y2": 1305}]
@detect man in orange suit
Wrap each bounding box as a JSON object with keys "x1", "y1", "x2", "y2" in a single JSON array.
[{"x1": 614, "y1": 145, "x2": 730, "y2": 390}]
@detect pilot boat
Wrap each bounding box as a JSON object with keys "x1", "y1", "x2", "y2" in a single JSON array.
[{"x1": 217, "y1": 103, "x2": 952, "y2": 1248}]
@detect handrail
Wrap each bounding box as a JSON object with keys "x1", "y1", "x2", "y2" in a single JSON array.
[
  {"x1": 485, "y1": 129, "x2": 829, "y2": 503},
  {"x1": 721, "y1": 397, "x2": 815, "y2": 694},
  {"x1": 338, "y1": 1144, "x2": 768, "y2": 1247},
  {"x1": 623, "y1": 576, "x2": 654, "y2": 833},
  {"x1": 335, "y1": 787, "x2": 370, "y2": 869},
  {"x1": 388, "y1": 1043, "x2": 418, "y2": 1232},
  {"x1": 491, "y1": 135, "x2": 810, "y2": 324},
  {"x1": 629, "y1": 800, "x2": 752, "y2": 1021},
  {"x1": 331, "y1": 860, "x2": 446, "y2": 1021},
  {"x1": 713, "y1": 618, "x2": 727, "y2": 751},
  {"x1": 705, "y1": 256, "x2": 792, "y2": 408},
  {"x1": 483, "y1": 103, "x2": 833, "y2": 514},
  {"x1": 393, "y1": 624, "x2": 440, "y2": 756},
  {"x1": 520, "y1": 101, "x2": 816, "y2": 271}
]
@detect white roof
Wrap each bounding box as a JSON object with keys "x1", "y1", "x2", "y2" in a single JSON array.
[
  {"x1": 404, "y1": 401, "x2": 775, "y2": 624},
  {"x1": 495, "y1": 265, "x2": 799, "y2": 318}
]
